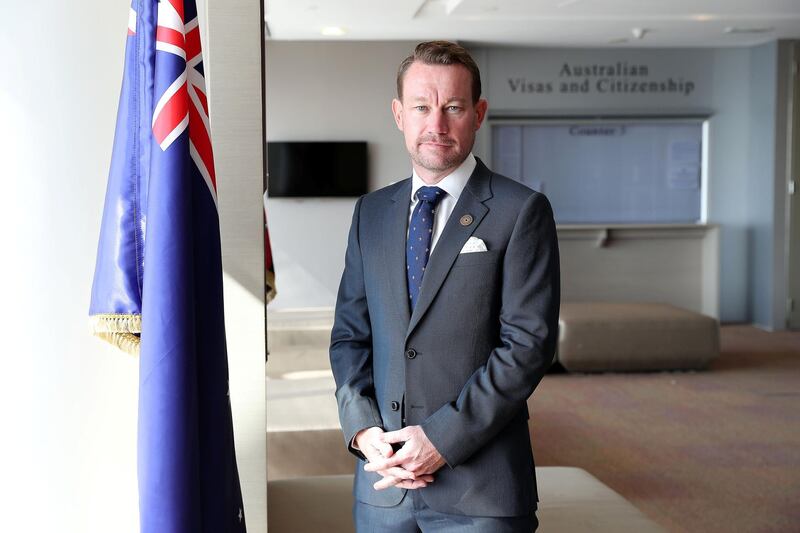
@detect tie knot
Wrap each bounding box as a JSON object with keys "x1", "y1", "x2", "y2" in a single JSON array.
[{"x1": 416, "y1": 186, "x2": 444, "y2": 205}]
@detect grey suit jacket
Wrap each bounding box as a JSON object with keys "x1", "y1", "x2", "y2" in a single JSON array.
[{"x1": 329, "y1": 158, "x2": 560, "y2": 517}]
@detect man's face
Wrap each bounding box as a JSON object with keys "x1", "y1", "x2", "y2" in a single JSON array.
[{"x1": 392, "y1": 61, "x2": 487, "y2": 181}]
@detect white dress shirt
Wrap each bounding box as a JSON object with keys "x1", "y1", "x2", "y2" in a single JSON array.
[{"x1": 408, "y1": 153, "x2": 476, "y2": 253}]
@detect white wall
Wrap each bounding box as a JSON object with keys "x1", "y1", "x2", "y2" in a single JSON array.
[
  {"x1": 707, "y1": 48, "x2": 752, "y2": 324},
  {"x1": 748, "y1": 42, "x2": 779, "y2": 328},
  {"x1": 746, "y1": 41, "x2": 793, "y2": 330},
  {"x1": 265, "y1": 41, "x2": 417, "y2": 310},
  {"x1": 0, "y1": 2, "x2": 139, "y2": 531},
  {"x1": 0, "y1": 2, "x2": 266, "y2": 531}
]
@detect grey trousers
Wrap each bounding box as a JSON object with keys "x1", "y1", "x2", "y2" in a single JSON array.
[{"x1": 354, "y1": 490, "x2": 538, "y2": 533}]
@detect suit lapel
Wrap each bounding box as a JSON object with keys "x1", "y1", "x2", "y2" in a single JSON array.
[
  {"x1": 386, "y1": 179, "x2": 412, "y2": 328},
  {"x1": 406, "y1": 160, "x2": 493, "y2": 339}
]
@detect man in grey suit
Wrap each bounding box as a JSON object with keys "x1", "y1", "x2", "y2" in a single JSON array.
[{"x1": 330, "y1": 41, "x2": 560, "y2": 532}]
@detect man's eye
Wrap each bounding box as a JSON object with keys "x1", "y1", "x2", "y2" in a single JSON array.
[
  {"x1": 415, "y1": 106, "x2": 428, "y2": 112},
  {"x1": 446, "y1": 106, "x2": 462, "y2": 112}
]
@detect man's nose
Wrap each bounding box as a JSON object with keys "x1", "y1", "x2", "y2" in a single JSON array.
[{"x1": 426, "y1": 109, "x2": 448, "y2": 134}]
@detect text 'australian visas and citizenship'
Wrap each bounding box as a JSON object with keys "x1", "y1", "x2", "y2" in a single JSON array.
[{"x1": 507, "y1": 61, "x2": 696, "y2": 96}]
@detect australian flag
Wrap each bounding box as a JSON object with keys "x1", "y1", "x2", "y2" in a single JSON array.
[{"x1": 89, "y1": 0, "x2": 247, "y2": 531}]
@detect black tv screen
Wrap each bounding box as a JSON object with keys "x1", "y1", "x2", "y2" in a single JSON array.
[{"x1": 267, "y1": 141, "x2": 368, "y2": 197}]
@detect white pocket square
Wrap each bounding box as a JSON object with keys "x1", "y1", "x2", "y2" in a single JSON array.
[{"x1": 460, "y1": 236, "x2": 488, "y2": 254}]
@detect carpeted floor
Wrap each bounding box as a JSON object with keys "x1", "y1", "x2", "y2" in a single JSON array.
[{"x1": 528, "y1": 325, "x2": 800, "y2": 533}]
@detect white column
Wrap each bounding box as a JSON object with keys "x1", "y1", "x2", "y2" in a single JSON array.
[{"x1": 204, "y1": 0, "x2": 268, "y2": 530}]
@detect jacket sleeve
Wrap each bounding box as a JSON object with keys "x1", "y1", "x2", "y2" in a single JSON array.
[
  {"x1": 329, "y1": 196, "x2": 384, "y2": 459},
  {"x1": 420, "y1": 192, "x2": 560, "y2": 467}
]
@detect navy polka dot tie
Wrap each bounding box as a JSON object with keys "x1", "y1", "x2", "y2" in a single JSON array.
[{"x1": 407, "y1": 186, "x2": 444, "y2": 311}]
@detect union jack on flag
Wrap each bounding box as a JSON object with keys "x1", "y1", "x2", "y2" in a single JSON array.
[
  {"x1": 151, "y1": 0, "x2": 217, "y2": 203},
  {"x1": 89, "y1": 0, "x2": 246, "y2": 531}
]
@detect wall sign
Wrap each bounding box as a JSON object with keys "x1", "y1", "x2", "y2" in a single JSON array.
[
  {"x1": 480, "y1": 48, "x2": 713, "y2": 112},
  {"x1": 507, "y1": 61, "x2": 696, "y2": 97}
]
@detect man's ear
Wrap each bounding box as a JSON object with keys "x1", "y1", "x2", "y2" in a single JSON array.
[
  {"x1": 474, "y1": 98, "x2": 488, "y2": 131},
  {"x1": 391, "y1": 98, "x2": 404, "y2": 131}
]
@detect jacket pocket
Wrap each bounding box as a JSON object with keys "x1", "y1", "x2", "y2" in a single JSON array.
[{"x1": 451, "y1": 249, "x2": 502, "y2": 268}]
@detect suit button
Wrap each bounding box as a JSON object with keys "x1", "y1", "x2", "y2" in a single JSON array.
[
  {"x1": 390, "y1": 401, "x2": 400, "y2": 411},
  {"x1": 406, "y1": 349, "x2": 417, "y2": 359}
]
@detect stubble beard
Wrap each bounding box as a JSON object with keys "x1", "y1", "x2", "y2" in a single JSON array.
[{"x1": 411, "y1": 135, "x2": 471, "y2": 174}]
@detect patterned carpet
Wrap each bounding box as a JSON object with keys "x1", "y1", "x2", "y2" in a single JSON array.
[{"x1": 528, "y1": 325, "x2": 800, "y2": 533}]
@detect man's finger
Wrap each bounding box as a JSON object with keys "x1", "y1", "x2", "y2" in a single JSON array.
[
  {"x1": 381, "y1": 428, "x2": 410, "y2": 444},
  {"x1": 360, "y1": 439, "x2": 394, "y2": 465},
  {"x1": 371, "y1": 439, "x2": 394, "y2": 458},
  {"x1": 391, "y1": 469, "x2": 434, "y2": 490},
  {"x1": 395, "y1": 479, "x2": 428, "y2": 489},
  {"x1": 384, "y1": 466, "x2": 415, "y2": 480},
  {"x1": 361, "y1": 440, "x2": 393, "y2": 460},
  {"x1": 373, "y1": 475, "x2": 401, "y2": 491},
  {"x1": 364, "y1": 453, "x2": 405, "y2": 472}
]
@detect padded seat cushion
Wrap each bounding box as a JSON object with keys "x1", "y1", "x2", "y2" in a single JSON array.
[{"x1": 558, "y1": 302, "x2": 719, "y2": 372}]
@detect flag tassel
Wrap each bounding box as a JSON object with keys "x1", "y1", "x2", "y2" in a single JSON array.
[{"x1": 89, "y1": 314, "x2": 142, "y2": 355}]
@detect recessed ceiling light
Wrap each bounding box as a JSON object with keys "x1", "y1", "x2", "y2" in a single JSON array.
[
  {"x1": 321, "y1": 26, "x2": 346, "y2": 36},
  {"x1": 690, "y1": 14, "x2": 717, "y2": 22}
]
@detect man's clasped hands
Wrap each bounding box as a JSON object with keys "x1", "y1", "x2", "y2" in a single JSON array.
[{"x1": 355, "y1": 425, "x2": 447, "y2": 490}]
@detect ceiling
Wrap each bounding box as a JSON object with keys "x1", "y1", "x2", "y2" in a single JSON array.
[{"x1": 265, "y1": 0, "x2": 800, "y2": 48}]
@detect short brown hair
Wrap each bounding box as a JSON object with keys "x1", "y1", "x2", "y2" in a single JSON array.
[{"x1": 396, "y1": 41, "x2": 482, "y2": 104}]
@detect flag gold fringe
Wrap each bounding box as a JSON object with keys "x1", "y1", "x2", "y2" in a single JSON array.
[{"x1": 89, "y1": 314, "x2": 141, "y2": 356}]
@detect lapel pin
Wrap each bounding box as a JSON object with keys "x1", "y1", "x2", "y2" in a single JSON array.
[{"x1": 460, "y1": 214, "x2": 474, "y2": 226}]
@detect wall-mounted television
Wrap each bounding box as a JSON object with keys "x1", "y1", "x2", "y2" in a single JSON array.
[{"x1": 267, "y1": 141, "x2": 368, "y2": 197}]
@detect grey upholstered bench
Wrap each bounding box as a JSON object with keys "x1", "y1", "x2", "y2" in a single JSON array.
[
  {"x1": 267, "y1": 468, "x2": 666, "y2": 532},
  {"x1": 557, "y1": 302, "x2": 719, "y2": 372}
]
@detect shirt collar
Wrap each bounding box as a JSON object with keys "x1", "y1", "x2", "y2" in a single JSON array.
[{"x1": 411, "y1": 153, "x2": 476, "y2": 203}]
